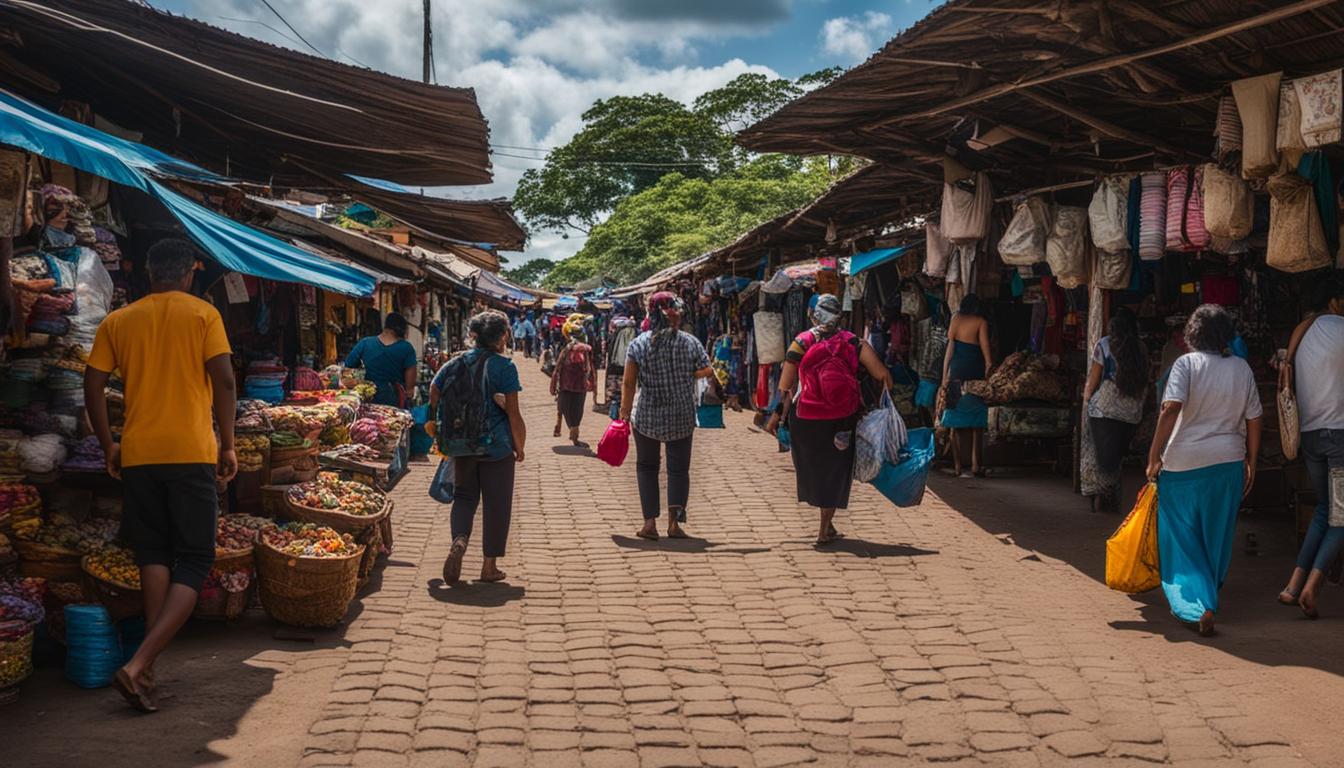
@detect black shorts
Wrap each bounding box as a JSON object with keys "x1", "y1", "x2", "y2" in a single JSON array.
[{"x1": 120, "y1": 463, "x2": 218, "y2": 591}]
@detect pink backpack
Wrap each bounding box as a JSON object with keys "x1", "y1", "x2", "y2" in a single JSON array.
[{"x1": 795, "y1": 330, "x2": 861, "y2": 420}]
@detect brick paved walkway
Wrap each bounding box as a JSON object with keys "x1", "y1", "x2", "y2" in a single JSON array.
[
  {"x1": 12, "y1": 357, "x2": 1343, "y2": 767},
  {"x1": 291, "y1": 360, "x2": 1328, "y2": 768}
]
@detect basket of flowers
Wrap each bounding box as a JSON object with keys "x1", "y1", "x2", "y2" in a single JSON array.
[{"x1": 254, "y1": 523, "x2": 363, "y2": 628}]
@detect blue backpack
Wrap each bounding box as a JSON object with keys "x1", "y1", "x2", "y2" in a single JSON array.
[{"x1": 435, "y1": 353, "x2": 495, "y2": 457}]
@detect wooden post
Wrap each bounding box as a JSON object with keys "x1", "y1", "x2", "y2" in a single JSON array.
[{"x1": 422, "y1": 0, "x2": 433, "y2": 84}]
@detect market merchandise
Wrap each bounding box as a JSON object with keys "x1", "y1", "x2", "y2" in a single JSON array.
[
  {"x1": 235, "y1": 434, "x2": 270, "y2": 472},
  {"x1": 321, "y1": 444, "x2": 382, "y2": 463},
  {"x1": 235, "y1": 399, "x2": 274, "y2": 434},
  {"x1": 84, "y1": 546, "x2": 140, "y2": 589},
  {"x1": 60, "y1": 436, "x2": 105, "y2": 473},
  {"x1": 14, "y1": 514, "x2": 117, "y2": 554},
  {"x1": 261, "y1": 522, "x2": 359, "y2": 558},
  {"x1": 286, "y1": 477, "x2": 386, "y2": 516},
  {"x1": 962, "y1": 351, "x2": 1069, "y2": 405},
  {"x1": 215, "y1": 516, "x2": 259, "y2": 553}
]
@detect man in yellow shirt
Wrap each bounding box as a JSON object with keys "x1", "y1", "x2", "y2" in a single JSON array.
[{"x1": 84, "y1": 238, "x2": 237, "y2": 713}]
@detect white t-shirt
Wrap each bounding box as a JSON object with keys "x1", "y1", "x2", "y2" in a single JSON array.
[
  {"x1": 1160, "y1": 352, "x2": 1263, "y2": 472},
  {"x1": 1296, "y1": 315, "x2": 1344, "y2": 432}
]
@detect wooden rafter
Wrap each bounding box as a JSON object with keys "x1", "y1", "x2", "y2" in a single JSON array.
[{"x1": 1018, "y1": 88, "x2": 1200, "y2": 160}]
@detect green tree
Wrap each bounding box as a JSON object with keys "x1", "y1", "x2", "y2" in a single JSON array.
[
  {"x1": 513, "y1": 94, "x2": 730, "y2": 237},
  {"x1": 692, "y1": 73, "x2": 801, "y2": 133},
  {"x1": 544, "y1": 156, "x2": 835, "y2": 288},
  {"x1": 501, "y1": 258, "x2": 555, "y2": 288}
]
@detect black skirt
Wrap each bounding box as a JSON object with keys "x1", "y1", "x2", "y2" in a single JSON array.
[
  {"x1": 789, "y1": 413, "x2": 857, "y2": 509},
  {"x1": 557, "y1": 390, "x2": 586, "y2": 428}
]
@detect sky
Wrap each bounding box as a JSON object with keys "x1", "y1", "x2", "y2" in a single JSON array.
[{"x1": 152, "y1": 0, "x2": 935, "y2": 266}]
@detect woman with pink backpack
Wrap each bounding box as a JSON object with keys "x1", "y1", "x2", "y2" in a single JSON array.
[{"x1": 767, "y1": 294, "x2": 893, "y2": 546}]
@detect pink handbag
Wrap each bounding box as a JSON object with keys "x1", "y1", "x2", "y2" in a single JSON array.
[{"x1": 597, "y1": 419, "x2": 631, "y2": 467}]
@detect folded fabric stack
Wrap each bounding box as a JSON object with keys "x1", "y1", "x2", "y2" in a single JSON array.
[
  {"x1": 61, "y1": 436, "x2": 105, "y2": 473},
  {"x1": 292, "y1": 366, "x2": 323, "y2": 392},
  {"x1": 244, "y1": 359, "x2": 288, "y2": 403},
  {"x1": 93, "y1": 227, "x2": 122, "y2": 272},
  {"x1": 18, "y1": 434, "x2": 66, "y2": 476},
  {"x1": 235, "y1": 399, "x2": 275, "y2": 434}
]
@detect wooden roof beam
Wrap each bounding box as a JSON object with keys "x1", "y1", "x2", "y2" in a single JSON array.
[
  {"x1": 1018, "y1": 88, "x2": 1199, "y2": 160},
  {"x1": 867, "y1": 0, "x2": 1335, "y2": 129}
]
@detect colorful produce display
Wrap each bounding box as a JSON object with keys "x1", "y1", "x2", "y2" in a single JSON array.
[
  {"x1": 286, "y1": 477, "x2": 385, "y2": 516},
  {"x1": 215, "y1": 516, "x2": 258, "y2": 553},
  {"x1": 261, "y1": 522, "x2": 358, "y2": 558},
  {"x1": 321, "y1": 444, "x2": 382, "y2": 463},
  {"x1": 0, "y1": 577, "x2": 45, "y2": 606},
  {"x1": 235, "y1": 399, "x2": 275, "y2": 434},
  {"x1": 0, "y1": 594, "x2": 43, "y2": 624},
  {"x1": 14, "y1": 514, "x2": 118, "y2": 554},
  {"x1": 84, "y1": 546, "x2": 140, "y2": 589},
  {"x1": 235, "y1": 434, "x2": 269, "y2": 472}
]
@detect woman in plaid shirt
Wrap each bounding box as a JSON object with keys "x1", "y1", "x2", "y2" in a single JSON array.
[{"x1": 619, "y1": 292, "x2": 713, "y2": 540}]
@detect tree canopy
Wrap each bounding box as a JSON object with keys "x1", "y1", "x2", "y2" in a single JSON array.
[
  {"x1": 501, "y1": 258, "x2": 555, "y2": 288},
  {"x1": 515, "y1": 69, "x2": 847, "y2": 289}
]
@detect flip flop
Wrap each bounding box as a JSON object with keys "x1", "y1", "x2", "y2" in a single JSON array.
[
  {"x1": 443, "y1": 537, "x2": 467, "y2": 585},
  {"x1": 479, "y1": 571, "x2": 507, "y2": 583},
  {"x1": 1277, "y1": 590, "x2": 1299, "y2": 606},
  {"x1": 667, "y1": 528, "x2": 689, "y2": 539},
  {"x1": 113, "y1": 668, "x2": 158, "y2": 713},
  {"x1": 1300, "y1": 598, "x2": 1320, "y2": 620},
  {"x1": 635, "y1": 529, "x2": 659, "y2": 541}
]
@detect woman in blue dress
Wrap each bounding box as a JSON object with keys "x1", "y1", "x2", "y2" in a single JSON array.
[
  {"x1": 1145, "y1": 305, "x2": 1262, "y2": 636},
  {"x1": 940, "y1": 294, "x2": 993, "y2": 477}
]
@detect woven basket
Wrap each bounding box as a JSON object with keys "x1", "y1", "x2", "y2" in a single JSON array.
[
  {"x1": 80, "y1": 556, "x2": 142, "y2": 621},
  {"x1": 283, "y1": 497, "x2": 391, "y2": 535},
  {"x1": 193, "y1": 547, "x2": 253, "y2": 621},
  {"x1": 0, "y1": 625, "x2": 34, "y2": 689},
  {"x1": 16, "y1": 540, "x2": 82, "y2": 582},
  {"x1": 254, "y1": 540, "x2": 363, "y2": 628},
  {"x1": 269, "y1": 443, "x2": 318, "y2": 468}
]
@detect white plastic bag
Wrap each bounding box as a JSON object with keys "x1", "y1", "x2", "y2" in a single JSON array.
[
  {"x1": 1088, "y1": 177, "x2": 1130, "y2": 253},
  {"x1": 999, "y1": 196, "x2": 1049, "y2": 265},
  {"x1": 940, "y1": 172, "x2": 992, "y2": 243},
  {"x1": 1046, "y1": 206, "x2": 1089, "y2": 289},
  {"x1": 854, "y1": 391, "x2": 908, "y2": 483}
]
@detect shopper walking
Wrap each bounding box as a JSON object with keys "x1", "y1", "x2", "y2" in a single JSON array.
[
  {"x1": 551, "y1": 327, "x2": 596, "y2": 444},
  {"x1": 520, "y1": 313, "x2": 538, "y2": 358},
  {"x1": 430, "y1": 310, "x2": 525, "y2": 585},
  {"x1": 83, "y1": 238, "x2": 237, "y2": 712},
  {"x1": 620, "y1": 291, "x2": 712, "y2": 540},
  {"x1": 766, "y1": 294, "x2": 892, "y2": 545},
  {"x1": 606, "y1": 314, "x2": 638, "y2": 419},
  {"x1": 1146, "y1": 304, "x2": 1262, "y2": 636},
  {"x1": 344, "y1": 312, "x2": 417, "y2": 407},
  {"x1": 1277, "y1": 276, "x2": 1344, "y2": 617},
  {"x1": 940, "y1": 294, "x2": 993, "y2": 477},
  {"x1": 1080, "y1": 307, "x2": 1148, "y2": 514}
]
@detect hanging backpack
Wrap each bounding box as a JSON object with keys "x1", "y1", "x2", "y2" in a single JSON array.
[
  {"x1": 435, "y1": 352, "x2": 495, "y2": 457},
  {"x1": 796, "y1": 330, "x2": 861, "y2": 420}
]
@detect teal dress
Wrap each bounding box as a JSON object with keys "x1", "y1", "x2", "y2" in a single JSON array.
[
  {"x1": 941, "y1": 340, "x2": 988, "y2": 429},
  {"x1": 346, "y1": 336, "x2": 417, "y2": 406}
]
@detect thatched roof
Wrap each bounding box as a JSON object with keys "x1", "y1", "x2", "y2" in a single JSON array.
[
  {"x1": 0, "y1": 0, "x2": 493, "y2": 187},
  {"x1": 740, "y1": 0, "x2": 1344, "y2": 206}
]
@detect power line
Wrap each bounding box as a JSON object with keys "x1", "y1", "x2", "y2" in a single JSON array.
[
  {"x1": 489, "y1": 151, "x2": 722, "y2": 168},
  {"x1": 254, "y1": 0, "x2": 329, "y2": 59}
]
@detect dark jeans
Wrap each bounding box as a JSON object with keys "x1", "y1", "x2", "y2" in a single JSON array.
[
  {"x1": 451, "y1": 456, "x2": 516, "y2": 557},
  {"x1": 633, "y1": 429, "x2": 693, "y2": 521},
  {"x1": 1296, "y1": 429, "x2": 1344, "y2": 572}
]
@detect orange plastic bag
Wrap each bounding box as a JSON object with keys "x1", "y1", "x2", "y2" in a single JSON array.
[{"x1": 1105, "y1": 483, "x2": 1161, "y2": 593}]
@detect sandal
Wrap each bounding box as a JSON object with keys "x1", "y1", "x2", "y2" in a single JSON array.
[
  {"x1": 113, "y1": 668, "x2": 158, "y2": 713},
  {"x1": 553, "y1": 424, "x2": 562, "y2": 438},
  {"x1": 667, "y1": 526, "x2": 689, "y2": 539},
  {"x1": 1277, "y1": 590, "x2": 1300, "y2": 606},
  {"x1": 1300, "y1": 596, "x2": 1320, "y2": 620},
  {"x1": 443, "y1": 536, "x2": 468, "y2": 585},
  {"x1": 479, "y1": 570, "x2": 507, "y2": 583},
  {"x1": 1197, "y1": 611, "x2": 1216, "y2": 637},
  {"x1": 635, "y1": 529, "x2": 659, "y2": 541}
]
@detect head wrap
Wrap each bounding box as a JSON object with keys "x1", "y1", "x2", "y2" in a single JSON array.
[
  {"x1": 809, "y1": 293, "x2": 842, "y2": 334},
  {"x1": 647, "y1": 291, "x2": 684, "y2": 335}
]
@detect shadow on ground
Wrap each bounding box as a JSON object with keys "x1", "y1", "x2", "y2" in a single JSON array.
[
  {"x1": 426, "y1": 578, "x2": 526, "y2": 607},
  {"x1": 609, "y1": 534, "x2": 771, "y2": 556},
  {"x1": 927, "y1": 466, "x2": 1344, "y2": 678}
]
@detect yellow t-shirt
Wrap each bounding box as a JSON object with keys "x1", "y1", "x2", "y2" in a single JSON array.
[{"x1": 88, "y1": 291, "x2": 233, "y2": 467}]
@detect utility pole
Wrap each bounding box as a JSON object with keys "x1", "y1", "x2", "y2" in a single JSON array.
[{"x1": 422, "y1": 0, "x2": 432, "y2": 84}]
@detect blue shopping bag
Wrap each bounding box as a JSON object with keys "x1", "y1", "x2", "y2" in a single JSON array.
[
  {"x1": 409, "y1": 405, "x2": 434, "y2": 457},
  {"x1": 428, "y1": 459, "x2": 455, "y2": 503},
  {"x1": 870, "y1": 428, "x2": 934, "y2": 507},
  {"x1": 696, "y1": 403, "x2": 724, "y2": 429}
]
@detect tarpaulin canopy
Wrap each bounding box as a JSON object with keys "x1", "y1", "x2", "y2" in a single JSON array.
[
  {"x1": 0, "y1": 88, "x2": 375, "y2": 296},
  {"x1": 849, "y1": 245, "x2": 912, "y2": 276},
  {"x1": 475, "y1": 269, "x2": 535, "y2": 303}
]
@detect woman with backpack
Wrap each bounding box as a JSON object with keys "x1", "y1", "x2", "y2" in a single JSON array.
[
  {"x1": 428, "y1": 310, "x2": 526, "y2": 585},
  {"x1": 766, "y1": 294, "x2": 893, "y2": 546},
  {"x1": 551, "y1": 327, "x2": 596, "y2": 444},
  {"x1": 620, "y1": 292, "x2": 713, "y2": 541}
]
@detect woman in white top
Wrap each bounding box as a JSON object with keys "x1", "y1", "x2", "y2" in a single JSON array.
[
  {"x1": 1145, "y1": 305, "x2": 1262, "y2": 636},
  {"x1": 1277, "y1": 275, "x2": 1344, "y2": 617}
]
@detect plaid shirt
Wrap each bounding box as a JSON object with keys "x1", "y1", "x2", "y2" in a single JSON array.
[{"x1": 627, "y1": 330, "x2": 709, "y2": 442}]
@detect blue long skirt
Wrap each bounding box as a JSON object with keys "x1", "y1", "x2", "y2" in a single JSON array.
[{"x1": 1156, "y1": 461, "x2": 1244, "y2": 623}]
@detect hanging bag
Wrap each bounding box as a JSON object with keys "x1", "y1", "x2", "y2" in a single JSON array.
[
  {"x1": 1045, "y1": 206, "x2": 1089, "y2": 289},
  {"x1": 1105, "y1": 483, "x2": 1161, "y2": 593},
  {"x1": 1231, "y1": 72, "x2": 1283, "y2": 179},
  {"x1": 1164, "y1": 166, "x2": 1211, "y2": 252},
  {"x1": 854, "y1": 390, "x2": 908, "y2": 483},
  {"x1": 1278, "y1": 385, "x2": 1300, "y2": 461},
  {"x1": 870, "y1": 428, "x2": 934, "y2": 507},
  {"x1": 999, "y1": 196, "x2": 1050, "y2": 265},
  {"x1": 1088, "y1": 178, "x2": 1130, "y2": 254},
  {"x1": 924, "y1": 221, "x2": 951, "y2": 278},
  {"x1": 753, "y1": 311, "x2": 786, "y2": 364},
  {"x1": 1267, "y1": 172, "x2": 1330, "y2": 273},
  {"x1": 428, "y1": 459, "x2": 455, "y2": 503},
  {"x1": 1202, "y1": 164, "x2": 1254, "y2": 240},
  {"x1": 940, "y1": 172, "x2": 992, "y2": 243}
]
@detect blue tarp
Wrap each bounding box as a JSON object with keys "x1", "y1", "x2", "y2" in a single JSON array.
[
  {"x1": 554, "y1": 295, "x2": 578, "y2": 310},
  {"x1": 0, "y1": 89, "x2": 375, "y2": 296},
  {"x1": 476, "y1": 269, "x2": 535, "y2": 303},
  {"x1": 849, "y1": 245, "x2": 911, "y2": 276}
]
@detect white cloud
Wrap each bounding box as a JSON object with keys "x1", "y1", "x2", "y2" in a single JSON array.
[
  {"x1": 184, "y1": 0, "x2": 783, "y2": 260},
  {"x1": 819, "y1": 11, "x2": 893, "y2": 64}
]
